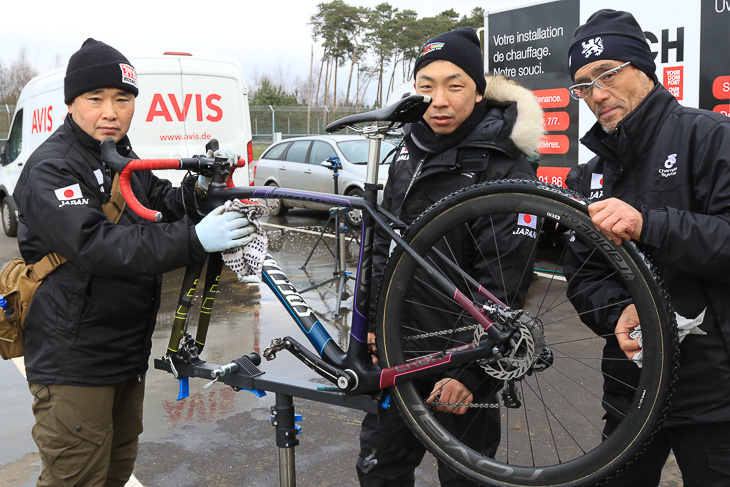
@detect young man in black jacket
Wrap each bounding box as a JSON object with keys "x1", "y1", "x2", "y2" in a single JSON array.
[
  {"x1": 16, "y1": 39, "x2": 255, "y2": 487},
  {"x1": 355, "y1": 27, "x2": 544, "y2": 486},
  {"x1": 564, "y1": 10, "x2": 730, "y2": 486}
]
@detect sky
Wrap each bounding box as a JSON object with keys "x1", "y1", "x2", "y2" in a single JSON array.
[{"x1": 2, "y1": 0, "x2": 515, "y2": 105}]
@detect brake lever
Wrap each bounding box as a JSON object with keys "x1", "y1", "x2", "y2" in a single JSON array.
[{"x1": 100, "y1": 138, "x2": 133, "y2": 173}]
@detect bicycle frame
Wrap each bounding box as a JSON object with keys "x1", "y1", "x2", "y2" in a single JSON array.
[{"x1": 198, "y1": 180, "x2": 512, "y2": 394}]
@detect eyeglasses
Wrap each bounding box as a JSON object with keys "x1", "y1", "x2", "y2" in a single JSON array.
[{"x1": 568, "y1": 62, "x2": 631, "y2": 100}]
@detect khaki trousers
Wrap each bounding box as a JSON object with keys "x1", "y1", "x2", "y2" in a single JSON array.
[{"x1": 28, "y1": 375, "x2": 145, "y2": 487}]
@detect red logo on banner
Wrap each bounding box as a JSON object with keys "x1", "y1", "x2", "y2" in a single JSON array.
[
  {"x1": 533, "y1": 89, "x2": 570, "y2": 108},
  {"x1": 663, "y1": 66, "x2": 683, "y2": 100},
  {"x1": 542, "y1": 111, "x2": 569, "y2": 131},
  {"x1": 538, "y1": 135, "x2": 569, "y2": 155},
  {"x1": 712, "y1": 76, "x2": 730, "y2": 100}
]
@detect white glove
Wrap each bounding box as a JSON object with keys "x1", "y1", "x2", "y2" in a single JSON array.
[{"x1": 195, "y1": 205, "x2": 255, "y2": 252}]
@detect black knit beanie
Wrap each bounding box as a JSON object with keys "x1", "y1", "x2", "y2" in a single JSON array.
[
  {"x1": 568, "y1": 9, "x2": 656, "y2": 82},
  {"x1": 414, "y1": 27, "x2": 486, "y2": 95},
  {"x1": 64, "y1": 38, "x2": 139, "y2": 105}
]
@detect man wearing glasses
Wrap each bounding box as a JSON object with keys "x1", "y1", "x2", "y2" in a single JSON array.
[{"x1": 563, "y1": 9, "x2": 730, "y2": 487}]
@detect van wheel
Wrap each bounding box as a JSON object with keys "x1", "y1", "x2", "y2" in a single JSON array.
[
  {"x1": 2, "y1": 198, "x2": 18, "y2": 237},
  {"x1": 265, "y1": 184, "x2": 288, "y2": 216}
]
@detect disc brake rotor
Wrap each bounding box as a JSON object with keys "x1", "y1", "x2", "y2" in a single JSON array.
[{"x1": 474, "y1": 314, "x2": 545, "y2": 380}]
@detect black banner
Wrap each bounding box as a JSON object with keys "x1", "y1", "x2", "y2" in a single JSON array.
[
  {"x1": 700, "y1": 1, "x2": 730, "y2": 115},
  {"x1": 487, "y1": 0, "x2": 580, "y2": 186}
]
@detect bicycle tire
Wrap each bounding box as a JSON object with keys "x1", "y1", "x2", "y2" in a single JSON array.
[{"x1": 375, "y1": 180, "x2": 677, "y2": 487}]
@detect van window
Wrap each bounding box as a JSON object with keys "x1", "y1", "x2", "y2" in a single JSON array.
[
  {"x1": 285, "y1": 141, "x2": 311, "y2": 163},
  {"x1": 309, "y1": 141, "x2": 336, "y2": 165},
  {"x1": 5, "y1": 110, "x2": 23, "y2": 164}
]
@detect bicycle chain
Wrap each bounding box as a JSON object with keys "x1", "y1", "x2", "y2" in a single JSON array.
[
  {"x1": 405, "y1": 324, "x2": 479, "y2": 341},
  {"x1": 428, "y1": 401, "x2": 500, "y2": 409}
]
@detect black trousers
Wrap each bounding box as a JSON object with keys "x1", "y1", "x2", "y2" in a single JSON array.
[
  {"x1": 356, "y1": 392, "x2": 500, "y2": 487},
  {"x1": 602, "y1": 417, "x2": 730, "y2": 487}
]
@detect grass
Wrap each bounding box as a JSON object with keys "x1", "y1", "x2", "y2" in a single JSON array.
[{"x1": 252, "y1": 144, "x2": 269, "y2": 161}]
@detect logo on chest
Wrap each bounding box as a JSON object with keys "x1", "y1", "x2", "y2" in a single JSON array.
[
  {"x1": 659, "y1": 153, "x2": 678, "y2": 178},
  {"x1": 395, "y1": 147, "x2": 409, "y2": 163}
]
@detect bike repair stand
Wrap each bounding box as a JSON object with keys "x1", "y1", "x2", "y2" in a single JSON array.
[
  {"x1": 300, "y1": 156, "x2": 356, "y2": 313},
  {"x1": 155, "y1": 354, "x2": 384, "y2": 487}
]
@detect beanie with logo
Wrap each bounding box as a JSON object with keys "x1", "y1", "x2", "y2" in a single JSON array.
[
  {"x1": 414, "y1": 27, "x2": 486, "y2": 95},
  {"x1": 64, "y1": 38, "x2": 139, "y2": 105},
  {"x1": 568, "y1": 9, "x2": 656, "y2": 82}
]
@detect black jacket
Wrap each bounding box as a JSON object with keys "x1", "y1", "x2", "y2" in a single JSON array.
[
  {"x1": 371, "y1": 77, "x2": 543, "y2": 391},
  {"x1": 15, "y1": 115, "x2": 207, "y2": 385},
  {"x1": 565, "y1": 84, "x2": 730, "y2": 426}
]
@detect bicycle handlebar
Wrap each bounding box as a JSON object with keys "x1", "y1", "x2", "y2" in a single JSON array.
[{"x1": 99, "y1": 138, "x2": 243, "y2": 222}]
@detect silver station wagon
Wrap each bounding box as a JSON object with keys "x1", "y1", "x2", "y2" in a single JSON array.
[{"x1": 252, "y1": 135, "x2": 397, "y2": 225}]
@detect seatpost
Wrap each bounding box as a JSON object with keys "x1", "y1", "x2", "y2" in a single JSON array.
[{"x1": 363, "y1": 126, "x2": 385, "y2": 202}]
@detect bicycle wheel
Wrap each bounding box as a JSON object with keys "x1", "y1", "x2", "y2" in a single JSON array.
[{"x1": 375, "y1": 180, "x2": 677, "y2": 487}]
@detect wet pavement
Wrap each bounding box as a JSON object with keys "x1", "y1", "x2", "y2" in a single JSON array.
[{"x1": 0, "y1": 208, "x2": 682, "y2": 487}]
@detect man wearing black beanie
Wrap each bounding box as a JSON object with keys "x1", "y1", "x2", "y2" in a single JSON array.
[
  {"x1": 356, "y1": 27, "x2": 545, "y2": 486},
  {"x1": 16, "y1": 39, "x2": 254, "y2": 486},
  {"x1": 564, "y1": 9, "x2": 730, "y2": 487}
]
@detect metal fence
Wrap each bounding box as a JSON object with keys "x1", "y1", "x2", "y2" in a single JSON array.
[
  {"x1": 250, "y1": 105, "x2": 366, "y2": 143},
  {"x1": 0, "y1": 104, "x2": 369, "y2": 143},
  {"x1": 1, "y1": 105, "x2": 14, "y2": 139}
]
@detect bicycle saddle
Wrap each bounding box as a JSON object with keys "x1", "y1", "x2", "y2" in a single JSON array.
[{"x1": 325, "y1": 95, "x2": 431, "y2": 133}]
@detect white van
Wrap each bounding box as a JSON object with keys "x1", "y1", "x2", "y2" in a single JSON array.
[{"x1": 0, "y1": 51, "x2": 253, "y2": 236}]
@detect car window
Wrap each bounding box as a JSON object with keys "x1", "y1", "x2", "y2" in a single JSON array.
[
  {"x1": 337, "y1": 140, "x2": 397, "y2": 164},
  {"x1": 285, "y1": 141, "x2": 311, "y2": 163},
  {"x1": 309, "y1": 141, "x2": 337, "y2": 165},
  {"x1": 262, "y1": 142, "x2": 289, "y2": 160}
]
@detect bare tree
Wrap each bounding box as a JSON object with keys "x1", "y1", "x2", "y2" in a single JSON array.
[{"x1": 0, "y1": 49, "x2": 38, "y2": 105}]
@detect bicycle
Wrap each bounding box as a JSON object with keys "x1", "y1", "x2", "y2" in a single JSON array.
[{"x1": 101, "y1": 94, "x2": 677, "y2": 487}]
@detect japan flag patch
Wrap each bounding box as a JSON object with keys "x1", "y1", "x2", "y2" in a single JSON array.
[
  {"x1": 513, "y1": 213, "x2": 538, "y2": 238},
  {"x1": 518, "y1": 213, "x2": 537, "y2": 229},
  {"x1": 54, "y1": 184, "x2": 83, "y2": 201}
]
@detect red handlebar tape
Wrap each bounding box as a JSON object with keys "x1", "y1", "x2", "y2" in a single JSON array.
[{"x1": 120, "y1": 159, "x2": 181, "y2": 222}]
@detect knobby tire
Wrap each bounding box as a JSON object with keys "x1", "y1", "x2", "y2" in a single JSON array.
[{"x1": 376, "y1": 180, "x2": 677, "y2": 487}]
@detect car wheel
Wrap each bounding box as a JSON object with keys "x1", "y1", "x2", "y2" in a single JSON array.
[
  {"x1": 265, "y1": 184, "x2": 288, "y2": 216},
  {"x1": 2, "y1": 197, "x2": 18, "y2": 237},
  {"x1": 344, "y1": 188, "x2": 363, "y2": 228}
]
